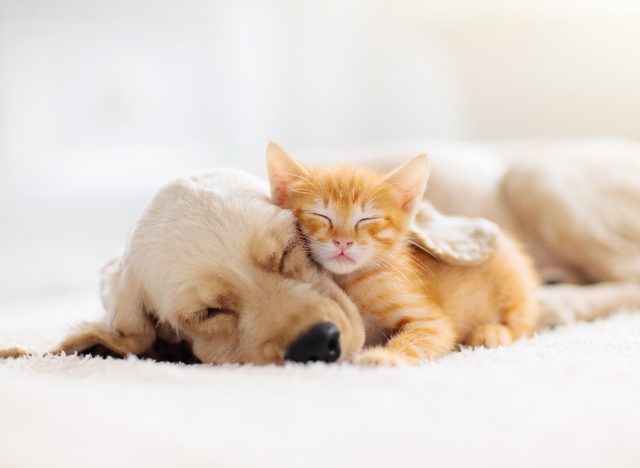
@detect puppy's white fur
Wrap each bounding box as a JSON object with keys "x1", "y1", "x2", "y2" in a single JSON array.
[{"x1": 53, "y1": 169, "x2": 365, "y2": 364}]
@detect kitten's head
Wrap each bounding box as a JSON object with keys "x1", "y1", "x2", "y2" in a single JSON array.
[{"x1": 266, "y1": 142, "x2": 430, "y2": 275}]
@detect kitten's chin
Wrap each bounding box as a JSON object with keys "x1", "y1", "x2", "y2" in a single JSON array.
[{"x1": 320, "y1": 257, "x2": 362, "y2": 275}]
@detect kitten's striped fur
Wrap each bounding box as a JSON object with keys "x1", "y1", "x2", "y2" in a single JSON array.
[{"x1": 267, "y1": 143, "x2": 539, "y2": 365}]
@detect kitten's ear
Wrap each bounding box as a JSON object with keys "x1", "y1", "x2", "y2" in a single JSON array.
[
  {"x1": 384, "y1": 154, "x2": 430, "y2": 215},
  {"x1": 266, "y1": 141, "x2": 309, "y2": 205}
]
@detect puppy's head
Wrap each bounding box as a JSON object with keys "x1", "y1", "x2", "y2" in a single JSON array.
[{"x1": 57, "y1": 170, "x2": 364, "y2": 365}]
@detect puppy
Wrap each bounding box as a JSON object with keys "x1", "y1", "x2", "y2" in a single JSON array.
[{"x1": 5, "y1": 169, "x2": 366, "y2": 364}]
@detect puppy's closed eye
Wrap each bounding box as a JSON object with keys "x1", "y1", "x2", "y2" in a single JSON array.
[
  {"x1": 183, "y1": 305, "x2": 239, "y2": 338},
  {"x1": 186, "y1": 306, "x2": 236, "y2": 324},
  {"x1": 205, "y1": 308, "x2": 235, "y2": 319}
]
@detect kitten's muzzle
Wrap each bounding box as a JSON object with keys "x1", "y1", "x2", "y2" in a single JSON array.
[{"x1": 285, "y1": 322, "x2": 341, "y2": 363}]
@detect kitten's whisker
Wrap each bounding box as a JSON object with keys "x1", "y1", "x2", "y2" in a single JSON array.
[
  {"x1": 374, "y1": 252, "x2": 413, "y2": 284},
  {"x1": 407, "y1": 255, "x2": 434, "y2": 277},
  {"x1": 404, "y1": 243, "x2": 435, "y2": 277},
  {"x1": 407, "y1": 239, "x2": 435, "y2": 257}
]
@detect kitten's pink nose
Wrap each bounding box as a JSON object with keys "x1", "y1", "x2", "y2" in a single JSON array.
[{"x1": 333, "y1": 238, "x2": 354, "y2": 250}]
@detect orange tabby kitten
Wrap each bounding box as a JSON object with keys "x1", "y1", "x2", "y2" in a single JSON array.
[{"x1": 266, "y1": 143, "x2": 539, "y2": 365}]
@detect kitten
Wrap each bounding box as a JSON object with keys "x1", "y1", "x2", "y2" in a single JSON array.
[{"x1": 266, "y1": 143, "x2": 539, "y2": 365}]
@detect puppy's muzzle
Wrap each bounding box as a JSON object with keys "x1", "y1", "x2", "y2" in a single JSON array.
[{"x1": 285, "y1": 322, "x2": 341, "y2": 363}]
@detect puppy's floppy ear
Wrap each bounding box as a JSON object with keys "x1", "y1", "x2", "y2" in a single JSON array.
[
  {"x1": 409, "y1": 201, "x2": 500, "y2": 266},
  {"x1": 52, "y1": 321, "x2": 154, "y2": 358},
  {"x1": 0, "y1": 347, "x2": 34, "y2": 359},
  {"x1": 383, "y1": 154, "x2": 430, "y2": 217},
  {"x1": 52, "y1": 255, "x2": 156, "y2": 358},
  {"x1": 266, "y1": 141, "x2": 309, "y2": 205}
]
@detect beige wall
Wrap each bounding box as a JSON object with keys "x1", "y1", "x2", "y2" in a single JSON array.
[{"x1": 1, "y1": 0, "x2": 639, "y2": 186}]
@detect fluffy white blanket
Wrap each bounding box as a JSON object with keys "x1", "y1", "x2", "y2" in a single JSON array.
[{"x1": 1, "y1": 293, "x2": 639, "y2": 468}]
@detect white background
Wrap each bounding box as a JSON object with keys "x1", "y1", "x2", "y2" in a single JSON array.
[{"x1": 1, "y1": 0, "x2": 640, "y2": 303}]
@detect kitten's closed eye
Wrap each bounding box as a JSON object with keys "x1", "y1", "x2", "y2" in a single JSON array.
[
  {"x1": 310, "y1": 212, "x2": 333, "y2": 227},
  {"x1": 355, "y1": 217, "x2": 382, "y2": 229}
]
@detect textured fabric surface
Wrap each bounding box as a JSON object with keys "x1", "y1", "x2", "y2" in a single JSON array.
[{"x1": 1, "y1": 293, "x2": 639, "y2": 468}]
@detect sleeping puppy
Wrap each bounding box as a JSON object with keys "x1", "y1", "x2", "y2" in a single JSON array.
[{"x1": 43, "y1": 169, "x2": 366, "y2": 364}]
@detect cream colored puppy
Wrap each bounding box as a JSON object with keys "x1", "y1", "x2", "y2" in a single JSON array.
[{"x1": 46, "y1": 169, "x2": 365, "y2": 364}]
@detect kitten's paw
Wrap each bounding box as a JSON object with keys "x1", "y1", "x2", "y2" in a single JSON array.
[
  {"x1": 467, "y1": 324, "x2": 513, "y2": 348},
  {"x1": 354, "y1": 347, "x2": 406, "y2": 367}
]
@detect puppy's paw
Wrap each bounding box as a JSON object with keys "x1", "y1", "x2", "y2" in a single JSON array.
[
  {"x1": 467, "y1": 324, "x2": 513, "y2": 348},
  {"x1": 354, "y1": 347, "x2": 405, "y2": 367}
]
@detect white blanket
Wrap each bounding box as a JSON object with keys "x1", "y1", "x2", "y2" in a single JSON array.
[{"x1": 1, "y1": 293, "x2": 639, "y2": 468}]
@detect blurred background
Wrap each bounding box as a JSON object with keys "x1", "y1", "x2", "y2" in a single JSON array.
[{"x1": 1, "y1": 0, "x2": 640, "y2": 305}]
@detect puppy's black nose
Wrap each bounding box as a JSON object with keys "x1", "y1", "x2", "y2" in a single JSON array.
[{"x1": 285, "y1": 322, "x2": 341, "y2": 363}]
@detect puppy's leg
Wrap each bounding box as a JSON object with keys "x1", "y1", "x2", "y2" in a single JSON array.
[{"x1": 537, "y1": 282, "x2": 640, "y2": 328}]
